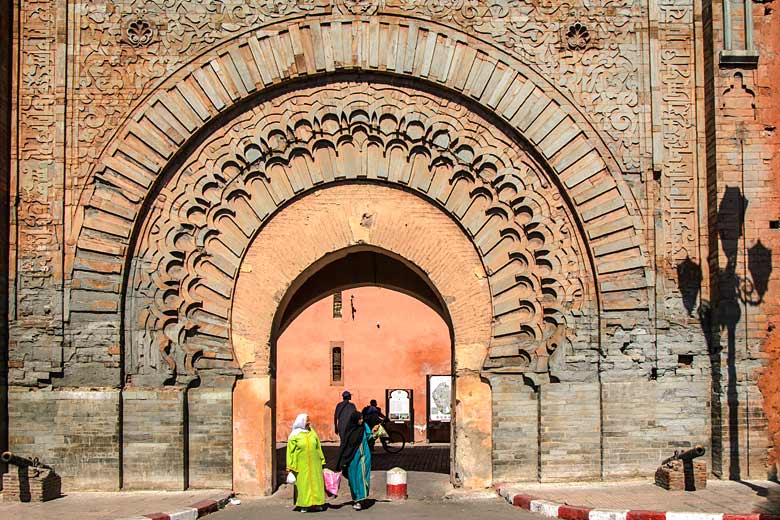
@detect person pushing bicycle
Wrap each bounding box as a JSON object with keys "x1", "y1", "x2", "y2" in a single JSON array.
[{"x1": 361, "y1": 399, "x2": 385, "y2": 451}]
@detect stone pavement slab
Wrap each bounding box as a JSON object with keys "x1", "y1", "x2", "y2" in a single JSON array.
[
  {"x1": 0, "y1": 489, "x2": 231, "y2": 520},
  {"x1": 498, "y1": 480, "x2": 780, "y2": 514}
]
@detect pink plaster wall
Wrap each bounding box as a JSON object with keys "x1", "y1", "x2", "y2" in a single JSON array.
[{"x1": 276, "y1": 286, "x2": 451, "y2": 443}]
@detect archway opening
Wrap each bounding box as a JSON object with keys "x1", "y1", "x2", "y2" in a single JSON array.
[
  {"x1": 230, "y1": 183, "x2": 495, "y2": 496},
  {"x1": 272, "y1": 248, "x2": 455, "y2": 487}
]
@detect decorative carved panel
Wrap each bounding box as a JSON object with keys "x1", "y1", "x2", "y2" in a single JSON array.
[
  {"x1": 70, "y1": 0, "x2": 644, "y2": 217},
  {"x1": 11, "y1": 0, "x2": 64, "y2": 385},
  {"x1": 66, "y1": 15, "x2": 652, "y2": 387}
]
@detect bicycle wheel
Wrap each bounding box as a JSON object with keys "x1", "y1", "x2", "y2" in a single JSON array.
[{"x1": 382, "y1": 431, "x2": 405, "y2": 454}]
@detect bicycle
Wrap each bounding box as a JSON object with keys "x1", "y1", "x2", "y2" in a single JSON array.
[{"x1": 378, "y1": 418, "x2": 406, "y2": 454}]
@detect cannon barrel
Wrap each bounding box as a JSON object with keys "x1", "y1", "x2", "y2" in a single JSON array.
[
  {"x1": 661, "y1": 445, "x2": 706, "y2": 466},
  {"x1": 1, "y1": 451, "x2": 39, "y2": 468}
]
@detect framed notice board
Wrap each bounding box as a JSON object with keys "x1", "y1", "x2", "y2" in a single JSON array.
[
  {"x1": 427, "y1": 375, "x2": 452, "y2": 443},
  {"x1": 385, "y1": 388, "x2": 414, "y2": 443}
]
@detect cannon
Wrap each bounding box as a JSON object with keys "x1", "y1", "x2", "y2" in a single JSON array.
[
  {"x1": 1, "y1": 451, "x2": 60, "y2": 502},
  {"x1": 1, "y1": 451, "x2": 51, "y2": 469},
  {"x1": 661, "y1": 445, "x2": 706, "y2": 466},
  {"x1": 655, "y1": 445, "x2": 707, "y2": 491}
]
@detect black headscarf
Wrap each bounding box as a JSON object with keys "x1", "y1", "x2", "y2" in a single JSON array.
[{"x1": 336, "y1": 411, "x2": 364, "y2": 470}]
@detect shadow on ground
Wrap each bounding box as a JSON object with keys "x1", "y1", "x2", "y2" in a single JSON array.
[
  {"x1": 274, "y1": 443, "x2": 453, "y2": 501},
  {"x1": 736, "y1": 480, "x2": 780, "y2": 513}
]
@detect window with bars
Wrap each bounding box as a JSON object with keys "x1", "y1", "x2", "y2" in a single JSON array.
[
  {"x1": 333, "y1": 291, "x2": 343, "y2": 318},
  {"x1": 331, "y1": 342, "x2": 343, "y2": 384}
]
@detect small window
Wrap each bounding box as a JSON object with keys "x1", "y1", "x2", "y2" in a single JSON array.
[
  {"x1": 331, "y1": 342, "x2": 343, "y2": 384},
  {"x1": 333, "y1": 292, "x2": 343, "y2": 319},
  {"x1": 678, "y1": 354, "x2": 694, "y2": 368}
]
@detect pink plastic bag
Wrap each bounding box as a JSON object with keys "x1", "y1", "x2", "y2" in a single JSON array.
[{"x1": 323, "y1": 468, "x2": 341, "y2": 497}]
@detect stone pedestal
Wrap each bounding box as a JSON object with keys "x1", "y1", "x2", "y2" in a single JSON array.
[
  {"x1": 2, "y1": 467, "x2": 61, "y2": 502},
  {"x1": 655, "y1": 460, "x2": 707, "y2": 491}
]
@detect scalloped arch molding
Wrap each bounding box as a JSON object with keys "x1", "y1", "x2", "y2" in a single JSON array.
[
  {"x1": 69, "y1": 15, "x2": 651, "y2": 385},
  {"x1": 124, "y1": 80, "x2": 595, "y2": 385}
]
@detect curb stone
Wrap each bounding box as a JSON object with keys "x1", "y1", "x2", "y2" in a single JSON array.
[
  {"x1": 496, "y1": 486, "x2": 780, "y2": 520},
  {"x1": 115, "y1": 491, "x2": 233, "y2": 520}
]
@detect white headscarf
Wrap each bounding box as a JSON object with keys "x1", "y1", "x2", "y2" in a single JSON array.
[{"x1": 289, "y1": 413, "x2": 309, "y2": 440}]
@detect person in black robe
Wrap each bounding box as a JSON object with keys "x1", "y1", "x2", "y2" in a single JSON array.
[
  {"x1": 336, "y1": 411, "x2": 372, "y2": 510},
  {"x1": 334, "y1": 390, "x2": 357, "y2": 443}
]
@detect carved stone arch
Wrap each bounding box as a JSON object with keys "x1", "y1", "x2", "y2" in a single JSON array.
[
  {"x1": 67, "y1": 15, "x2": 651, "y2": 386},
  {"x1": 122, "y1": 82, "x2": 594, "y2": 386}
]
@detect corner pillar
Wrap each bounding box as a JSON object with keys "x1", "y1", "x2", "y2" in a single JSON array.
[{"x1": 233, "y1": 376, "x2": 274, "y2": 495}]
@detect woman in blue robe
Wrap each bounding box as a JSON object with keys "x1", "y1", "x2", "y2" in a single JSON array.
[{"x1": 336, "y1": 411, "x2": 372, "y2": 510}]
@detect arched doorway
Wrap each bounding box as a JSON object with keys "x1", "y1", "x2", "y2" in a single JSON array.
[
  {"x1": 108, "y1": 76, "x2": 610, "y2": 494},
  {"x1": 103, "y1": 75, "x2": 615, "y2": 493},
  {"x1": 230, "y1": 183, "x2": 494, "y2": 495},
  {"x1": 273, "y1": 249, "x2": 454, "y2": 483}
]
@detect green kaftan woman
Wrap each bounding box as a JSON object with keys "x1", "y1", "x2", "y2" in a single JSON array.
[{"x1": 286, "y1": 415, "x2": 326, "y2": 509}]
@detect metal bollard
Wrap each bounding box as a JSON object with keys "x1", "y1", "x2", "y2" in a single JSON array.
[{"x1": 386, "y1": 467, "x2": 407, "y2": 500}]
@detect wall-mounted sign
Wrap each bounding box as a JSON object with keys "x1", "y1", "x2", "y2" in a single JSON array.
[
  {"x1": 388, "y1": 389, "x2": 411, "y2": 421},
  {"x1": 428, "y1": 375, "x2": 452, "y2": 422}
]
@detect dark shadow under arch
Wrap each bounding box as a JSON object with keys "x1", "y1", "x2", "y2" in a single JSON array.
[{"x1": 274, "y1": 247, "x2": 451, "y2": 336}]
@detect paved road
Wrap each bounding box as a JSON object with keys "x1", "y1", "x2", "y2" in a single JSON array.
[
  {"x1": 213, "y1": 465, "x2": 532, "y2": 520},
  {"x1": 209, "y1": 495, "x2": 534, "y2": 520}
]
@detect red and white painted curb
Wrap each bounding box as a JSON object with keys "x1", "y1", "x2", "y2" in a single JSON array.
[
  {"x1": 497, "y1": 486, "x2": 780, "y2": 520},
  {"x1": 116, "y1": 491, "x2": 233, "y2": 520}
]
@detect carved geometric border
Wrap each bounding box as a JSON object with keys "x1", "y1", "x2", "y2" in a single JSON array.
[{"x1": 69, "y1": 16, "x2": 651, "y2": 372}]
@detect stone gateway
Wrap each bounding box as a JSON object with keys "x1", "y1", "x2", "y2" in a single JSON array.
[{"x1": 1, "y1": 0, "x2": 779, "y2": 495}]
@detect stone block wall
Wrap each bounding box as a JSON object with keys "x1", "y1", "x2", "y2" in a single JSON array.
[
  {"x1": 704, "y1": 0, "x2": 780, "y2": 479},
  {"x1": 601, "y1": 381, "x2": 672, "y2": 479},
  {"x1": 540, "y1": 383, "x2": 601, "y2": 482},
  {"x1": 122, "y1": 389, "x2": 185, "y2": 491},
  {"x1": 489, "y1": 374, "x2": 538, "y2": 482},
  {"x1": 188, "y1": 388, "x2": 232, "y2": 489},
  {"x1": 3, "y1": 0, "x2": 779, "y2": 492},
  {"x1": 491, "y1": 379, "x2": 712, "y2": 482},
  {"x1": 7, "y1": 389, "x2": 119, "y2": 490}
]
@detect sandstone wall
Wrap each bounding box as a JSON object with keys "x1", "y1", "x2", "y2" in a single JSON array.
[
  {"x1": 703, "y1": 0, "x2": 780, "y2": 478},
  {"x1": 0, "y1": 0, "x2": 10, "y2": 489},
  {"x1": 749, "y1": 0, "x2": 780, "y2": 479}
]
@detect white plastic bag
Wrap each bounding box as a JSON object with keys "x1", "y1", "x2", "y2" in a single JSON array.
[{"x1": 286, "y1": 471, "x2": 296, "y2": 484}]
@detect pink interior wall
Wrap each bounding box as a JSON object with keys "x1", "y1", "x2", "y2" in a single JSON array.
[{"x1": 276, "y1": 286, "x2": 451, "y2": 442}]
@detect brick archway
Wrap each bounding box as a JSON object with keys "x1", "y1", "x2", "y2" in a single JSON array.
[
  {"x1": 114, "y1": 77, "x2": 606, "y2": 493},
  {"x1": 67, "y1": 15, "x2": 651, "y2": 388},
  {"x1": 60, "y1": 13, "x2": 654, "y2": 495},
  {"x1": 231, "y1": 184, "x2": 493, "y2": 494}
]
